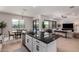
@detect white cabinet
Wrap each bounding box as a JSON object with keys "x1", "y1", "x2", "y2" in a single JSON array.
[
  {"x1": 0, "y1": 44, "x2": 2, "y2": 51},
  {"x1": 32, "y1": 38, "x2": 57, "y2": 52},
  {"x1": 25, "y1": 35, "x2": 27, "y2": 45},
  {"x1": 32, "y1": 38, "x2": 47, "y2": 52},
  {"x1": 25, "y1": 35, "x2": 33, "y2": 51},
  {"x1": 33, "y1": 43, "x2": 46, "y2": 52},
  {"x1": 25, "y1": 34, "x2": 57, "y2": 52}
]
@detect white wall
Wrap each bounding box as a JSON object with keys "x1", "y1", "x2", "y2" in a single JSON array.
[{"x1": 0, "y1": 12, "x2": 33, "y2": 34}]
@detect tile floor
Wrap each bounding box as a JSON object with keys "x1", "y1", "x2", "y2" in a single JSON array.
[
  {"x1": 14, "y1": 46, "x2": 29, "y2": 52},
  {"x1": 1, "y1": 36, "x2": 79, "y2": 52},
  {"x1": 57, "y1": 37, "x2": 79, "y2": 52},
  {"x1": 1, "y1": 39, "x2": 28, "y2": 52}
]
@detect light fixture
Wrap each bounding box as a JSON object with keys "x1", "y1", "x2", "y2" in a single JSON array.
[
  {"x1": 21, "y1": 9, "x2": 27, "y2": 20},
  {"x1": 70, "y1": 6, "x2": 75, "y2": 9},
  {"x1": 61, "y1": 15, "x2": 67, "y2": 18}
]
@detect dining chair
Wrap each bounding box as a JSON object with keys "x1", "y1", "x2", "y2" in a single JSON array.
[
  {"x1": 15, "y1": 30, "x2": 22, "y2": 39},
  {"x1": 8, "y1": 31, "x2": 15, "y2": 40}
]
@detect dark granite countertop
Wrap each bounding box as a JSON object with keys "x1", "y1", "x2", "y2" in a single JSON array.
[{"x1": 27, "y1": 33, "x2": 60, "y2": 44}]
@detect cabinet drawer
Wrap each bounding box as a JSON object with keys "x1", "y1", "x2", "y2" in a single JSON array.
[
  {"x1": 33, "y1": 38, "x2": 47, "y2": 47},
  {"x1": 33, "y1": 38, "x2": 37, "y2": 45},
  {"x1": 36, "y1": 40, "x2": 47, "y2": 47},
  {"x1": 33, "y1": 43, "x2": 46, "y2": 52}
]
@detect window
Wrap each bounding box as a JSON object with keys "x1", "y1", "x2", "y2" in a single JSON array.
[
  {"x1": 52, "y1": 21, "x2": 57, "y2": 28},
  {"x1": 43, "y1": 20, "x2": 57, "y2": 29},
  {"x1": 44, "y1": 21, "x2": 50, "y2": 29},
  {"x1": 12, "y1": 19, "x2": 25, "y2": 28}
]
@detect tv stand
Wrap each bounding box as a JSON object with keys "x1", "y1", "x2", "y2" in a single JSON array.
[
  {"x1": 54, "y1": 30, "x2": 72, "y2": 38},
  {"x1": 62, "y1": 28, "x2": 74, "y2": 32}
]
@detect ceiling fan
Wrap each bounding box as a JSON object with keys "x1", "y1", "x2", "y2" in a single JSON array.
[{"x1": 61, "y1": 15, "x2": 67, "y2": 18}]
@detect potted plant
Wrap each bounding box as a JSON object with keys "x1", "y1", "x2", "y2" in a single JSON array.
[
  {"x1": 57, "y1": 24, "x2": 61, "y2": 30},
  {"x1": 0, "y1": 21, "x2": 7, "y2": 35},
  {"x1": 42, "y1": 22, "x2": 45, "y2": 29}
]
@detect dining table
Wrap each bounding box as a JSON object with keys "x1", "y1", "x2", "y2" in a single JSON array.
[
  {"x1": 12, "y1": 31, "x2": 18, "y2": 39},
  {"x1": 12, "y1": 30, "x2": 26, "y2": 39}
]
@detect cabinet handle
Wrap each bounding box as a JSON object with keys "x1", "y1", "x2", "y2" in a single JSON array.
[
  {"x1": 27, "y1": 39, "x2": 29, "y2": 43},
  {"x1": 36, "y1": 45, "x2": 39, "y2": 51}
]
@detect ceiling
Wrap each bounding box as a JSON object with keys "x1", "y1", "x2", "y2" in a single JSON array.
[{"x1": 0, "y1": 6, "x2": 79, "y2": 17}]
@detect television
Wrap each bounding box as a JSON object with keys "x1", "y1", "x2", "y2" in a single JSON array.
[{"x1": 62, "y1": 23, "x2": 74, "y2": 31}]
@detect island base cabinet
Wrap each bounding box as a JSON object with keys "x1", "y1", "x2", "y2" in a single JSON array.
[
  {"x1": 33, "y1": 44, "x2": 46, "y2": 52},
  {"x1": 25, "y1": 34, "x2": 57, "y2": 52},
  {"x1": 25, "y1": 35, "x2": 33, "y2": 51},
  {"x1": 32, "y1": 38, "x2": 47, "y2": 52},
  {"x1": 47, "y1": 40, "x2": 57, "y2": 52},
  {"x1": 32, "y1": 38, "x2": 57, "y2": 52}
]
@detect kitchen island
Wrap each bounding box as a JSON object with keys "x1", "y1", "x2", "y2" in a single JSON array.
[{"x1": 24, "y1": 33, "x2": 60, "y2": 52}]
